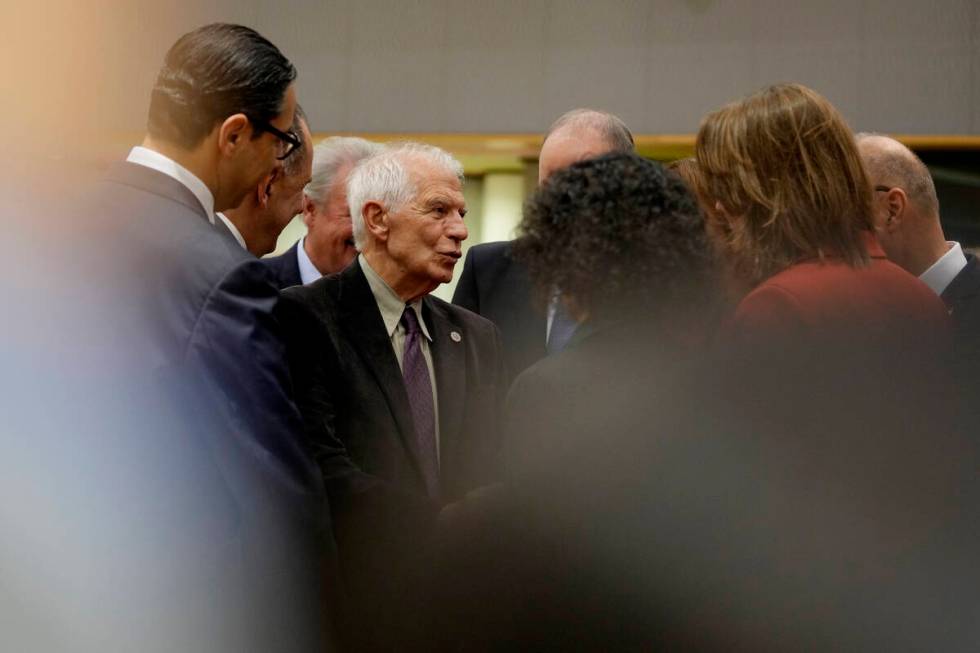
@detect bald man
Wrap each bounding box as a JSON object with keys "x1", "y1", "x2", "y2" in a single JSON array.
[
  {"x1": 452, "y1": 108, "x2": 634, "y2": 380},
  {"x1": 857, "y1": 133, "x2": 980, "y2": 349}
]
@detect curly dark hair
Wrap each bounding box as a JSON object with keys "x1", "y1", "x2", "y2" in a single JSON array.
[{"x1": 514, "y1": 153, "x2": 715, "y2": 321}]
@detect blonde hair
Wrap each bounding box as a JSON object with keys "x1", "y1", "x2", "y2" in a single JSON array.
[{"x1": 693, "y1": 83, "x2": 872, "y2": 286}]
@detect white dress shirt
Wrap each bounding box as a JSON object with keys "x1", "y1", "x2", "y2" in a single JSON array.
[
  {"x1": 359, "y1": 254, "x2": 440, "y2": 461},
  {"x1": 296, "y1": 237, "x2": 323, "y2": 285},
  {"x1": 126, "y1": 146, "x2": 215, "y2": 224},
  {"x1": 919, "y1": 241, "x2": 967, "y2": 296},
  {"x1": 215, "y1": 212, "x2": 247, "y2": 250}
]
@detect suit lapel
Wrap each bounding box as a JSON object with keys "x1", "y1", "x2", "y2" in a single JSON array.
[
  {"x1": 338, "y1": 261, "x2": 429, "y2": 482},
  {"x1": 425, "y1": 298, "x2": 466, "y2": 478}
]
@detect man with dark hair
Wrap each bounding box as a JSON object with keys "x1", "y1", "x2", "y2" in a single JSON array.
[
  {"x1": 85, "y1": 23, "x2": 332, "y2": 651},
  {"x1": 220, "y1": 107, "x2": 314, "y2": 256},
  {"x1": 452, "y1": 108, "x2": 635, "y2": 380}
]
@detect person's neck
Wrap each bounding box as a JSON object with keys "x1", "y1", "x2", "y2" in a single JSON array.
[
  {"x1": 362, "y1": 249, "x2": 432, "y2": 303},
  {"x1": 223, "y1": 202, "x2": 270, "y2": 257},
  {"x1": 903, "y1": 224, "x2": 949, "y2": 278},
  {"x1": 304, "y1": 236, "x2": 331, "y2": 276},
  {"x1": 141, "y1": 136, "x2": 225, "y2": 208}
]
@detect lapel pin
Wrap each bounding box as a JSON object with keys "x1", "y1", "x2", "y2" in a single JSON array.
[{"x1": 450, "y1": 331, "x2": 462, "y2": 342}]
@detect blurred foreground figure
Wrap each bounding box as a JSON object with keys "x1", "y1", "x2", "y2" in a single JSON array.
[
  {"x1": 428, "y1": 152, "x2": 978, "y2": 651},
  {"x1": 220, "y1": 106, "x2": 314, "y2": 256},
  {"x1": 453, "y1": 108, "x2": 634, "y2": 380},
  {"x1": 2, "y1": 23, "x2": 334, "y2": 652},
  {"x1": 264, "y1": 136, "x2": 383, "y2": 288},
  {"x1": 276, "y1": 143, "x2": 506, "y2": 651},
  {"x1": 692, "y1": 83, "x2": 949, "y2": 346}
]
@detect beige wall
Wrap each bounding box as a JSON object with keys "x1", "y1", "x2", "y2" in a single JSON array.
[{"x1": 31, "y1": 0, "x2": 980, "y2": 139}]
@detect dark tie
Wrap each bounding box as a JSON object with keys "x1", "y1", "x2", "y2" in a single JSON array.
[
  {"x1": 547, "y1": 298, "x2": 578, "y2": 355},
  {"x1": 400, "y1": 307, "x2": 439, "y2": 497}
]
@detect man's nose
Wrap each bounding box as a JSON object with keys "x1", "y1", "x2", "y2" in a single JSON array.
[{"x1": 447, "y1": 211, "x2": 468, "y2": 242}]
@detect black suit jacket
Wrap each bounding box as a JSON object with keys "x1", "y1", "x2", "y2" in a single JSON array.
[
  {"x1": 452, "y1": 240, "x2": 546, "y2": 381},
  {"x1": 940, "y1": 252, "x2": 980, "y2": 375},
  {"x1": 277, "y1": 258, "x2": 506, "y2": 508},
  {"x1": 277, "y1": 259, "x2": 506, "y2": 649},
  {"x1": 263, "y1": 240, "x2": 304, "y2": 290},
  {"x1": 89, "y1": 161, "x2": 331, "y2": 650},
  {"x1": 941, "y1": 252, "x2": 980, "y2": 327}
]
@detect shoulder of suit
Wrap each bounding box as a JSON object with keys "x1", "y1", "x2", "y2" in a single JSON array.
[
  {"x1": 467, "y1": 240, "x2": 513, "y2": 263},
  {"x1": 266, "y1": 241, "x2": 299, "y2": 264},
  {"x1": 281, "y1": 269, "x2": 341, "y2": 305},
  {"x1": 430, "y1": 294, "x2": 499, "y2": 334}
]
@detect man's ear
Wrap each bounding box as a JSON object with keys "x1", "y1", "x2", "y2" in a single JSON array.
[
  {"x1": 883, "y1": 188, "x2": 908, "y2": 232},
  {"x1": 255, "y1": 168, "x2": 279, "y2": 209},
  {"x1": 217, "y1": 113, "x2": 251, "y2": 156},
  {"x1": 301, "y1": 194, "x2": 317, "y2": 227},
  {"x1": 361, "y1": 201, "x2": 388, "y2": 241},
  {"x1": 259, "y1": 168, "x2": 282, "y2": 209}
]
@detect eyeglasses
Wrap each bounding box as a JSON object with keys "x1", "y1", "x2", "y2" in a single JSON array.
[
  {"x1": 874, "y1": 185, "x2": 893, "y2": 193},
  {"x1": 250, "y1": 117, "x2": 301, "y2": 160}
]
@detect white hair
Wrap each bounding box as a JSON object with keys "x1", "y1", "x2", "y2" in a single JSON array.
[
  {"x1": 347, "y1": 142, "x2": 464, "y2": 250},
  {"x1": 304, "y1": 136, "x2": 383, "y2": 205}
]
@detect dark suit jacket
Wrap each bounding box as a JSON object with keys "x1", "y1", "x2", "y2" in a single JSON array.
[
  {"x1": 277, "y1": 259, "x2": 506, "y2": 649},
  {"x1": 89, "y1": 161, "x2": 331, "y2": 651},
  {"x1": 277, "y1": 259, "x2": 506, "y2": 509},
  {"x1": 452, "y1": 240, "x2": 546, "y2": 381},
  {"x1": 263, "y1": 240, "x2": 304, "y2": 290},
  {"x1": 940, "y1": 252, "x2": 980, "y2": 377},
  {"x1": 942, "y1": 252, "x2": 980, "y2": 328}
]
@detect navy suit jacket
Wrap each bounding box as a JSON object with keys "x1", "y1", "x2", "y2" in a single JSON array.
[
  {"x1": 941, "y1": 253, "x2": 980, "y2": 323},
  {"x1": 941, "y1": 252, "x2": 980, "y2": 370},
  {"x1": 452, "y1": 240, "x2": 547, "y2": 382},
  {"x1": 89, "y1": 161, "x2": 333, "y2": 650},
  {"x1": 264, "y1": 240, "x2": 304, "y2": 290}
]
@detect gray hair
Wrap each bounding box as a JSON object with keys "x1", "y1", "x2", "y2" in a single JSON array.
[
  {"x1": 304, "y1": 136, "x2": 383, "y2": 205},
  {"x1": 855, "y1": 132, "x2": 939, "y2": 216},
  {"x1": 347, "y1": 142, "x2": 464, "y2": 250},
  {"x1": 546, "y1": 108, "x2": 635, "y2": 153}
]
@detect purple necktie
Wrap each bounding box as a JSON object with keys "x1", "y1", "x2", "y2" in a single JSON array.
[{"x1": 400, "y1": 306, "x2": 439, "y2": 497}]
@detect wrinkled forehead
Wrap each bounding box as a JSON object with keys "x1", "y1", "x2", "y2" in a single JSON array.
[{"x1": 407, "y1": 160, "x2": 464, "y2": 201}]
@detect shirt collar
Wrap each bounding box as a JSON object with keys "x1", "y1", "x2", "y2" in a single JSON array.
[
  {"x1": 919, "y1": 241, "x2": 967, "y2": 296},
  {"x1": 296, "y1": 237, "x2": 323, "y2": 285},
  {"x1": 214, "y1": 212, "x2": 247, "y2": 250},
  {"x1": 126, "y1": 146, "x2": 215, "y2": 224},
  {"x1": 359, "y1": 254, "x2": 431, "y2": 341}
]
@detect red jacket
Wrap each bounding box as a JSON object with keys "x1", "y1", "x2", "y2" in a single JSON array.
[{"x1": 729, "y1": 237, "x2": 950, "y2": 347}]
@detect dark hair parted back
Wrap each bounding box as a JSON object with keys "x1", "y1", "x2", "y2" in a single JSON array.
[
  {"x1": 514, "y1": 153, "x2": 716, "y2": 321},
  {"x1": 147, "y1": 23, "x2": 296, "y2": 149},
  {"x1": 693, "y1": 83, "x2": 873, "y2": 286}
]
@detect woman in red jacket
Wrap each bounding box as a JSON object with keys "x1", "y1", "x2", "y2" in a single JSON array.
[{"x1": 691, "y1": 83, "x2": 949, "y2": 348}]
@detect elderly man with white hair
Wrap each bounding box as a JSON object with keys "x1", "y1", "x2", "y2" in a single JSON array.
[
  {"x1": 275, "y1": 142, "x2": 506, "y2": 650},
  {"x1": 263, "y1": 136, "x2": 382, "y2": 288}
]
